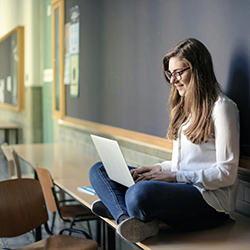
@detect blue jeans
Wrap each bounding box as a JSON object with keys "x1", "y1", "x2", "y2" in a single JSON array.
[{"x1": 89, "y1": 162, "x2": 229, "y2": 231}]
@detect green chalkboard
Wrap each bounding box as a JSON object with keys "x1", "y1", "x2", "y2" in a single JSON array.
[{"x1": 64, "y1": 0, "x2": 250, "y2": 157}]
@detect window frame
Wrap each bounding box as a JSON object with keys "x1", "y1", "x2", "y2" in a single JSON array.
[{"x1": 52, "y1": 0, "x2": 65, "y2": 119}]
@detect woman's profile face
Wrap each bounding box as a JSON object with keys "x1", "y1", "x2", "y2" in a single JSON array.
[{"x1": 168, "y1": 57, "x2": 191, "y2": 96}]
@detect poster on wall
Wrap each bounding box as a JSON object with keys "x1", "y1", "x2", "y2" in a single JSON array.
[{"x1": 68, "y1": 5, "x2": 80, "y2": 98}]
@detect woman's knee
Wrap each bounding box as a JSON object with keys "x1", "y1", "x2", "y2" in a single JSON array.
[
  {"x1": 125, "y1": 182, "x2": 154, "y2": 219},
  {"x1": 89, "y1": 161, "x2": 103, "y2": 180}
]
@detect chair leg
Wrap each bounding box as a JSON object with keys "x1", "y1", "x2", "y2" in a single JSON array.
[
  {"x1": 58, "y1": 188, "x2": 65, "y2": 201},
  {"x1": 69, "y1": 219, "x2": 75, "y2": 235},
  {"x1": 1, "y1": 238, "x2": 7, "y2": 249},
  {"x1": 96, "y1": 220, "x2": 101, "y2": 245},
  {"x1": 69, "y1": 219, "x2": 92, "y2": 238},
  {"x1": 87, "y1": 221, "x2": 92, "y2": 239},
  {"x1": 51, "y1": 212, "x2": 56, "y2": 233}
]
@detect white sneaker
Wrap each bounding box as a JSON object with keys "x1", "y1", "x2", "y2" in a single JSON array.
[{"x1": 116, "y1": 217, "x2": 159, "y2": 243}]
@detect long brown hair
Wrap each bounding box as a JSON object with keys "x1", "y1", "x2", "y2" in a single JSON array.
[{"x1": 163, "y1": 38, "x2": 221, "y2": 144}]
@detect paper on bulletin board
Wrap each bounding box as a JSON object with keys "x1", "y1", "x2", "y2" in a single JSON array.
[
  {"x1": 69, "y1": 22, "x2": 80, "y2": 54},
  {"x1": 0, "y1": 79, "x2": 5, "y2": 103},
  {"x1": 7, "y1": 76, "x2": 12, "y2": 92},
  {"x1": 64, "y1": 23, "x2": 71, "y2": 85},
  {"x1": 64, "y1": 54, "x2": 71, "y2": 85},
  {"x1": 70, "y1": 54, "x2": 79, "y2": 97},
  {"x1": 69, "y1": 6, "x2": 80, "y2": 97},
  {"x1": 69, "y1": 6, "x2": 80, "y2": 55},
  {"x1": 65, "y1": 22, "x2": 70, "y2": 54}
]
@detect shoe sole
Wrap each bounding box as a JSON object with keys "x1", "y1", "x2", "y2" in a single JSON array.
[{"x1": 116, "y1": 217, "x2": 159, "y2": 243}]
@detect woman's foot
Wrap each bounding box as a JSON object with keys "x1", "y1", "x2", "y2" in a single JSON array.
[
  {"x1": 116, "y1": 217, "x2": 159, "y2": 243},
  {"x1": 91, "y1": 199, "x2": 114, "y2": 219}
]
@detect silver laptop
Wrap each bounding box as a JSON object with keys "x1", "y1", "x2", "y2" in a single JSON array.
[{"x1": 91, "y1": 134, "x2": 135, "y2": 187}]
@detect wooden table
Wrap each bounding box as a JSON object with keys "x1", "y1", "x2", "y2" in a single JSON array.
[
  {"x1": 13, "y1": 143, "x2": 98, "y2": 209},
  {"x1": 13, "y1": 143, "x2": 116, "y2": 249},
  {"x1": 13, "y1": 143, "x2": 250, "y2": 250},
  {"x1": 0, "y1": 121, "x2": 19, "y2": 144}
]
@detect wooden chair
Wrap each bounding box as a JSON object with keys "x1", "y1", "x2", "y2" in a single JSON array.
[
  {"x1": 0, "y1": 178, "x2": 99, "y2": 250},
  {"x1": 35, "y1": 165, "x2": 98, "y2": 237},
  {"x1": 1, "y1": 142, "x2": 17, "y2": 178},
  {"x1": 1, "y1": 143, "x2": 33, "y2": 179}
]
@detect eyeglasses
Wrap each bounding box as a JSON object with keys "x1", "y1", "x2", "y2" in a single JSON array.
[{"x1": 164, "y1": 66, "x2": 190, "y2": 82}]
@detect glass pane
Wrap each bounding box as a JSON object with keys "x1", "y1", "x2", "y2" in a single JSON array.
[{"x1": 55, "y1": 7, "x2": 60, "y2": 111}]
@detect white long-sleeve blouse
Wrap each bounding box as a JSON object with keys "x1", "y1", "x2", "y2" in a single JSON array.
[{"x1": 158, "y1": 93, "x2": 240, "y2": 219}]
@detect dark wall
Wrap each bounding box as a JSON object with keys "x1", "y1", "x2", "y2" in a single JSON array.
[{"x1": 65, "y1": 0, "x2": 250, "y2": 156}]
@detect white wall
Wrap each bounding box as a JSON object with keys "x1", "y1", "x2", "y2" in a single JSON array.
[{"x1": 0, "y1": 0, "x2": 42, "y2": 87}]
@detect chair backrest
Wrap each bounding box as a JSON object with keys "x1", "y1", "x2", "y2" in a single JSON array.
[
  {"x1": 0, "y1": 178, "x2": 48, "y2": 237},
  {"x1": 11, "y1": 148, "x2": 22, "y2": 178},
  {"x1": 1, "y1": 143, "x2": 16, "y2": 179},
  {"x1": 35, "y1": 165, "x2": 58, "y2": 213}
]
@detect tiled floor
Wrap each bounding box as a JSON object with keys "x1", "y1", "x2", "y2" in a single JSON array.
[{"x1": 0, "y1": 151, "x2": 98, "y2": 249}]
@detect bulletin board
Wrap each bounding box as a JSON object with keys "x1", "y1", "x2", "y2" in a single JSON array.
[{"x1": 0, "y1": 26, "x2": 24, "y2": 111}]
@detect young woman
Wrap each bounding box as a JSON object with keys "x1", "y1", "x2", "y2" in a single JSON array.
[{"x1": 89, "y1": 38, "x2": 240, "y2": 243}]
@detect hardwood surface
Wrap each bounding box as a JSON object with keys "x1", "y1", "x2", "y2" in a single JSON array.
[
  {"x1": 13, "y1": 143, "x2": 99, "y2": 210},
  {"x1": 13, "y1": 143, "x2": 250, "y2": 250},
  {"x1": 0, "y1": 121, "x2": 20, "y2": 129}
]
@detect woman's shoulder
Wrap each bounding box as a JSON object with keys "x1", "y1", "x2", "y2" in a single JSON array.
[
  {"x1": 213, "y1": 92, "x2": 239, "y2": 116},
  {"x1": 214, "y1": 92, "x2": 238, "y2": 108}
]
